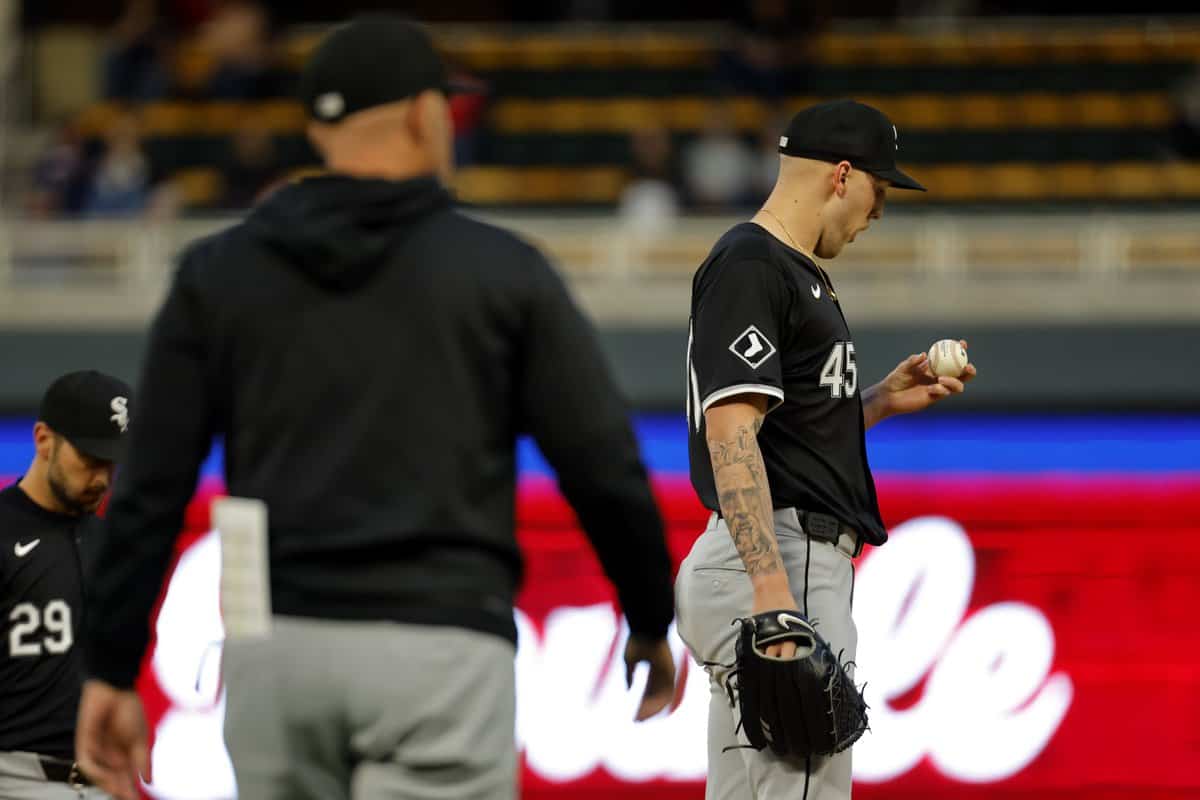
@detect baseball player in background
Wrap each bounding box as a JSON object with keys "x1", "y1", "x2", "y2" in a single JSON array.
[
  {"x1": 1, "y1": 371, "x2": 131, "y2": 799},
  {"x1": 676, "y1": 100, "x2": 977, "y2": 799},
  {"x1": 73, "y1": 16, "x2": 676, "y2": 800}
]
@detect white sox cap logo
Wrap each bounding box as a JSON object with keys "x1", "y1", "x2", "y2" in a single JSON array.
[
  {"x1": 729, "y1": 325, "x2": 778, "y2": 369},
  {"x1": 110, "y1": 396, "x2": 129, "y2": 433},
  {"x1": 315, "y1": 92, "x2": 345, "y2": 120}
]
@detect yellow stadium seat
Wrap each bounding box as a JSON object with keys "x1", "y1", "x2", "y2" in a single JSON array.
[
  {"x1": 1099, "y1": 163, "x2": 1162, "y2": 200},
  {"x1": 1165, "y1": 163, "x2": 1200, "y2": 199},
  {"x1": 919, "y1": 165, "x2": 978, "y2": 201},
  {"x1": 1093, "y1": 28, "x2": 1152, "y2": 62},
  {"x1": 171, "y1": 168, "x2": 224, "y2": 208},
  {"x1": 957, "y1": 95, "x2": 1009, "y2": 130},
  {"x1": 74, "y1": 103, "x2": 124, "y2": 137},
  {"x1": 255, "y1": 101, "x2": 306, "y2": 134},
  {"x1": 886, "y1": 95, "x2": 956, "y2": 129},
  {"x1": 1018, "y1": 94, "x2": 1069, "y2": 128},
  {"x1": 974, "y1": 30, "x2": 1036, "y2": 65},
  {"x1": 139, "y1": 103, "x2": 193, "y2": 136},
  {"x1": 1124, "y1": 93, "x2": 1175, "y2": 127},
  {"x1": 1075, "y1": 93, "x2": 1134, "y2": 127},
  {"x1": 984, "y1": 164, "x2": 1047, "y2": 200},
  {"x1": 1051, "y1": 163, "x2": 1102, "y2": 199},
  {"x1": 194, "y1": 103, "x2": 245, "y2": 135},
  {"x1": 453, "y1": 167, "x2": 512, "y2": 205}
]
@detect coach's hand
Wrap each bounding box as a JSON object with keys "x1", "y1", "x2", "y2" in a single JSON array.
[
  {"x1": 76, "y1": 679, "x2": 150, "y2": 800},
  {"x1": 624, "y1": 635, "x2": 677, "y2": 720},
  {"x1": 875, "y1": 340, "x2": 977, "y2": 418}
]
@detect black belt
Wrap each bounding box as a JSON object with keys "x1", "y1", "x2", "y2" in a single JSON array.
[
  {"x1": 796, "y1": 509, "x2": 864, "y2": 558},
  {"x1": 716, "y1": 507, "x2": 863, "y2": 558},
  {"x1": 38, "y1": 755, "x2": 90, "y2": 787}
]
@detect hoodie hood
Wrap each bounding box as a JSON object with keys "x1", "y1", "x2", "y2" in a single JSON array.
[{"x1": 246, "y1": 174, "x2": 453, "y2": 291}]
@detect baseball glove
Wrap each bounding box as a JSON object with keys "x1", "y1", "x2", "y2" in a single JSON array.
[{"x1": 731, "y1": 610, "x2": 868, "y2": 758}]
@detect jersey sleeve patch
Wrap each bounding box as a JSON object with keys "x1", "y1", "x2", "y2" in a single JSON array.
[{"x1": 728, "y1": 325, "x2": 778, "y2": 369}]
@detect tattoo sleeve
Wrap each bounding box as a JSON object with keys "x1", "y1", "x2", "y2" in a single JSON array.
[{"x1": 708, "y1": 419, "x2": 784, "y2": 579}]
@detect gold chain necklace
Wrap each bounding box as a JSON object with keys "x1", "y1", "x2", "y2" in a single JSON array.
[{"x1": 760, "y1": 208, "x2": 836, "y2": 301}]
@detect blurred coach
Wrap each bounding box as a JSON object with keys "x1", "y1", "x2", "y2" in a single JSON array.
[{"x1": 75, "y1": 16, "x2": 676, "y2": 800}]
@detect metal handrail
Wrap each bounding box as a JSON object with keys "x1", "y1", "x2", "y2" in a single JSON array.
[{"x1": 0, "y1": 211, "x2": 1197, "y2": 326}]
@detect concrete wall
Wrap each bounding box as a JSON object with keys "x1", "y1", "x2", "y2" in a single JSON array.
[{"x1": 2, "y1": 323, "x2": 1197, "y2": 414}]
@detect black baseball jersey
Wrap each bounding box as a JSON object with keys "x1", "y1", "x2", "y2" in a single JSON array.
[
  {"x1": 687, "y1": 223, "x2": 887, "y2": 545},
  {"x1": 0, "y1": 482, "x2": 94, "y2": 758}
]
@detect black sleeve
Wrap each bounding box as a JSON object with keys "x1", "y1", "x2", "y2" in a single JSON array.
[
  {"x1": 517, "y1": 251, "x2": 674, "y2": 640},
  {"x1": 84, "y1": 252, "x2": 215, "y2": 688},
  {"x1": 690, "y1": 258, "x2": 789, "y2": 416}
]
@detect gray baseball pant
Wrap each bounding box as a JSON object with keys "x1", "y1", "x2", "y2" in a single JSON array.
[
  {"x1": 675, "y1": 509, "x2": 859, "y2": 800},
  {"x1": 222, "y1": 616, "x2": 517, "y2": 800},
  {"x1": 0, "y1": 752, "x2": 112, "y2": 799}
]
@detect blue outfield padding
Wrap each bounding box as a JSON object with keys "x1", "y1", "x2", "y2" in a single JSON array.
[
  {"x1": 1, "y1": 413, "x2": 1198, "y2": 480},
  {"x1": 525, "y1": 413, "x2": 1200, "y2": 475}
]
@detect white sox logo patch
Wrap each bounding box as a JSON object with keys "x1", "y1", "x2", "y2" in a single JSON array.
[
  {"x1": 110, "y1": 396, "x2": 129, "y2": 432},
  {"x1": 729, "y1": 325, "x2": 777, "y2": 369}
]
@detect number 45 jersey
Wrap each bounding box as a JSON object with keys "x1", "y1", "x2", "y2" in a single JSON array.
[
  {"x1": 0, "y1": 482, "x2": 90, "y2": 759},
  {"x1": 686, "y1": 222, "x2": 888, "y2": 546}
]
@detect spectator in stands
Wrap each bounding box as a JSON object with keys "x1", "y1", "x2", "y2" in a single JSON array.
[
  {"x1": 83, "y1": 113, "x2": 153, "y2": 217},
  {"x1": 1169, "y1": 70, "x2": 1200, "y2": 161},
  {"x1": 716, "y1": 0, "x2": 826, "y2": 100},
  {"x1": 201, "y1": 0, "x2": 282, "y2": 99},
  {"x1": 220, "y1": 123, "x2": 279, "y2": 209},
  {"x1": 28, "y1": 125, "x2": 91, "y2": 218},
  {"x1": 619, "y1": 124, "x2": 682, "y2": 233},
  {"x1": 103, "y1": 0, "x2": 171, "y2": 101},
  {"x1": 448, "y1": 69, "x2": 488, "y2": 167},
  {"x1": 682, "y1": 104, "x2": 757, "y2": 211}
]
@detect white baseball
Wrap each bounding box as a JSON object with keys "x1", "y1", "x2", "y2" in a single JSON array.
[{"x1": 928, "y1": 339, "x2": 969, "y2": 378}]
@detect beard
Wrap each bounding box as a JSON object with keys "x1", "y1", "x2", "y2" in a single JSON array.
[{"x1": 47, "y1": 463, "x2": 103, "y2": 516}]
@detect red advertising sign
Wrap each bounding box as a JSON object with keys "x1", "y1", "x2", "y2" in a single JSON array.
[{"x1": 138, "y1": 475, "x2": 1200, "y2": 799}]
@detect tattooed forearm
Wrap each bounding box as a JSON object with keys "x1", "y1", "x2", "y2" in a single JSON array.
[{"x1": 708, "y1": 421, "x2": 783, "y2": 579}]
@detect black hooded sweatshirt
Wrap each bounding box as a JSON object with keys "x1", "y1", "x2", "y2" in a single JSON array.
[{"x1": 85, "y1": 175, "x2": 675, "y2": 687}]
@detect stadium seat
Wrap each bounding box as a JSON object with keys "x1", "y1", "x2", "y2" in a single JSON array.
[{"x1": 62, "y1": 22, "x2": 1200, "y2": 208}]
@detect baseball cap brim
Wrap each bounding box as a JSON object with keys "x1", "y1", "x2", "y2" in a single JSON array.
[
  {"x1": 68, "y1": 436, "x2": 125, "y2": 464},
  {"x1": 871, "y1": 166, "x2": 926, "y2": 192}
]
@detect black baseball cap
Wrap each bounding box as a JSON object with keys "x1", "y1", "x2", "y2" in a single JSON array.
[
  {"x1": 38, "y1": 370, "x2": 132, "y2": 463},
  {"x1": 778, "y1": 100, "x2": 926, "y2": 191},
  {"x1": 299, "y1": 15, "x2": 477, "y2": 123}
]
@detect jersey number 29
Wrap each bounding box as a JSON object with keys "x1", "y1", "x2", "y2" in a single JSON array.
[
  {"x1": 8, "y1": 601, "x2": 73, "y2": 657},
  {"x1": 819, "y1": 341, "x2": 857, "y2": 399}
]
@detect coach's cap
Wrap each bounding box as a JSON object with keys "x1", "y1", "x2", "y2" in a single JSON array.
[
  {"x1": 299, "y1": 15, "x2": 477, "y2": 123},
  {"x1": 778, "y1": 100, "x2": 926, "y2": 191},
  {"x1": 38, "y1": 371, "x2": 133, "y2": 463}
]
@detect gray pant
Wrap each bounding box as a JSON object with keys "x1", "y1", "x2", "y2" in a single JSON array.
[
  {"x1": 0, "y1": 753, "x2": 112, "y2": 800},
  {"x1": 222, "y1": 616, "x2": 517, "y2": 800},
  {"x1": 675, "y1": 510, "x2": 859, "y2": 800}
]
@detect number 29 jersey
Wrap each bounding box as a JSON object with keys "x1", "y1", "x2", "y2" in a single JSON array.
[
  {"x1": 686, "y1": 223, "x2": 887, "y2": 545},
  {"x1": 0, "y1": 482, "x2": 89, "y2": 759}
]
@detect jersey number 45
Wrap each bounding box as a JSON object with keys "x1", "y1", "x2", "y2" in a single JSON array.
[{"x1": 820, "y1": 342, "x2": 858, "y2": 399}]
